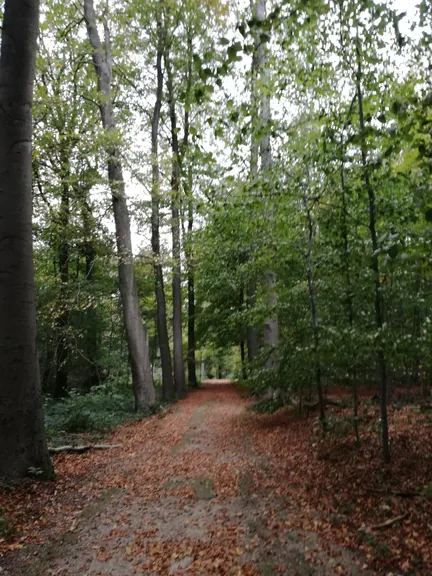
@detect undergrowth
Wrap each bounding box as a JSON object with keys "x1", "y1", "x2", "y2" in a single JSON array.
[
  {"x1": 44, "y1": 382, "x2": 161, "y2": 445},
  {"x1": 0, "y1": 507, "x2": 18, "y2": 540}
]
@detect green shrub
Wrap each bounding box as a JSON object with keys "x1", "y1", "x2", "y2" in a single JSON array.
[
  {"x1": 44, "y1": 381, "x2": 159, "y2": 442},
  {"x1": 248, "y1": 396, "x2": 285, "y2": 414},
  {"x1": 0, "y1": 507, "x2": 18, "y2": 540}
]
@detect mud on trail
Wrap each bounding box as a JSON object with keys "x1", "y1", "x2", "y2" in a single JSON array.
[{"x1": 1, "y1": 381, "x2": 369, "y2": 576}]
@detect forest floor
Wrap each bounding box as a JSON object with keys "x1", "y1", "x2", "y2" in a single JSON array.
[{"x1": 0, "y1": 380, "x2": 431, "y2": 575}]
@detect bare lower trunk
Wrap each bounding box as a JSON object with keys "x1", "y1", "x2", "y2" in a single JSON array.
[
  {"x1": 82, "y1": 195, "x2": 101, "y2": 389},
  {"x1": 303, "y1": 188, "x2": 326, "y2": 427},
  {"x1": 246, "y1": 282, "x2": 260, "y2": 361},
  {"x1": 255, "y1": 0, "x2": 279, "y2": 369},
  {"x1": 340, "y1": 143, "x2": 360, "y2": 442},
  {"x1": 240, "y1": 341, "x2": 247, "y2": 379},
  {"x1": 0, "y1": 0, "x2": 54, "y2": 479},
  {"x1": 246, "y1": 2, "x2": 261, "y2": 360},
  {"x1": 187, "y1": 238, "x2": 197, "y2": 388},
  {"x1": 165, "y1": 46, "x2": 186, "y2": 397},
  {"x1": 151, "y1": 16, "x2": 174, "y2": 401},
  {"x1": 84, "y1": 0, "x2": 155, "y2": 409},
  {"x1": 109, "y1": 157, "x2": 155, "y2": 409},
  {"x1": 54, "y1": 148, "x2": 70, "y2": 398},
  {"x1": 356, "y1": 39, "x2": 389, "y2": 461},
  {"x1": 182, "y1": 34, "x2": 197, "y2": 388}
]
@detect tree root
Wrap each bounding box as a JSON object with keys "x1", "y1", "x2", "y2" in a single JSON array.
[{"x1": 48, "y1": 444, "x2": 122, "y2": 454}]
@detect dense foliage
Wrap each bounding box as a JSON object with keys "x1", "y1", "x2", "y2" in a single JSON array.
[{"x1": 14, "y1": 0, "x2": 430, "y2": 454}]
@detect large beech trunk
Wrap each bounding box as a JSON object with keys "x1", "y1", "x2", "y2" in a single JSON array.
[
  {"x1": 164, "y1": 48, "x2": 186, "y2": 398},
  {"x1": 0, "y1": 0, "x2": 54, "y2": 479},
  {"x1": 151, "y1": 17, "x2": 174, "y2": 401},
  {"x1": 246, "y1": 6, "x2": 261, "y2": 363},
  {"x1": 255, "y1": 0, "x2": 279, "y2": 369},
  {"x1": 84, "y1": 0, "x2": 155, "y2": 409}
]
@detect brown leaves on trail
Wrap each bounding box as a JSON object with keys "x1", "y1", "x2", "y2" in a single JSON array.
[
  {"x1": 1, "y1": 382, "x2": 431, "y2": 575},
  {"x1": 0, "y1": 384, "x2": 258, "y2": 575},
  {"x1": 244, "y1": 399, "x2": 432, "y2": 575},
  {"x1": 125, "y1": 529, "x2": 256, "y2": 575}
]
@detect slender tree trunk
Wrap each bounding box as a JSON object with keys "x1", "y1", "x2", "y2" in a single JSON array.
[
  {"x1": 151, "y1": 17, "x2": 174, "y2": 401},
  {"x1": 255, "y1": 0, "x2": 279, "y2": 370},
  {"x1": 84, "y1": 0, "x2": 155, "y2": 409},
  {"x1": 246, "y1": 283, "x2": 260, "y2": 361},
  {"x1": 0, "y1": 0, "x2": 54, "y2": 480},
  {"x1": 356, "y1": 39, "x2": 389, "y2": 462},
  {"x1": 340, "y1": 149, "x2": 360, "y2": 442},
  {"x1": 240, "y1": 341, "x2": 247, "y2": 379},
  {"x1": 246, "y1": 3, "x2": 261, "y2": 362},
  {"x1": 200, "y1": 353, "x2": 206, "y2": 382},
  {"x1": 186, "y1": 185, "x2": 197, "y2": 388},
  {"x1": 54, "y1": 148, "x2": 70, "y2": 397},
  {"x1": 239, "y1": 288, "x2": 248, "y2": 379},
  {"x1": 303, "y1": 189, "x2": 326, "y2": 427},
  {"x1": 164, "y1": 47, "x2": 186, "y2": 397},
  {"x1": 182, "y1": 33, "x2": 197, "y2": 388},
  {"x1": 82, "y1": 194, "x2": 100, "y2": 389}
]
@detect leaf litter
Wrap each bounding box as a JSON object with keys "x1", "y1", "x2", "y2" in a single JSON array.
[{"x1": 0, "y1": 381, "x2": 430, "y2": 575}]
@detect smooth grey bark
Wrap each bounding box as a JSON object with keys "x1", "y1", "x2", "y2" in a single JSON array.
[
  {"x1": 164, "y1": 46, "x2": 186, "y2": 397},
  {"x1": 356, "y1": 39, "x2": 389, "y2": 461},
  {"x1": 151, "y1": 17, "x2": 174, "y2": 401},
  {"x1": 246, "y1": 3, "x2": 261, "y2": 362},
  {"x1": 255, "y1": 0, "x2": 279, "y2": 369},
  {"x1": 0, "y1": 0, "x2": 54, "y2": 480},
  {"x1": 84, "y1": 0, "x2": 155, "y2": 409},
  {"x1": 183, "y1": 31, "x2": 197, "y2": 389}
]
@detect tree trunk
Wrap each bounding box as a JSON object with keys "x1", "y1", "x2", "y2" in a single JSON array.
[
  {"x1": 356, "y1": 38, "x2": 389, "y2": 461},
  {"x1": 187, "y1": 192, "x2": 197, "y2": 388},
  {"x1": 82, "y1": 194, "x2": 100, "y2": 389},
  {"x1": 164, "y1": 46, "x2": 186, "y2": 398},
  {"x1": 246, "y1": 282, "x2": 260, "y2": 361},
  {"x1": 84, "y1": 0, "x2": 155, "y2": 409},
  {"x1": 151, "y1": 16, "x2": 174, "y2": 401},
  {"x1": 200, "y1": 352, "x2": 206, "y2": 382},
  {"x1": 54, "y1": 147, "x2": 70, "y2": 397},
  {"x1": 340, "y1": 147, "x2": 360, "y2": 442},
  {"x1": 0, "y1": 0, "x2": 54, "y2": 480},
  {"x1": 182, "y1": 32, "x2": 197, "y2": 388},
  {"x1": 240, "y1": 340, "x2": 247, "y2": 380},
  {"x1": 303, "y1": 188, "x2": 326, "y2": 427},
  {"x1": 239, "y1": 288, "x2": 248, "y2": 379},
  {"x1": 255, "y1": 0, "x2": 279, "y2": 370},
  {"x1": 246, "y1": 3, "x2": 261, "y2": 362}
]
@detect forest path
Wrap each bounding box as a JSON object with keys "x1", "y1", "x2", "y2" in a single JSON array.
[{"x1": 4, "y1": 381, "x2": 369, "y2": 576}]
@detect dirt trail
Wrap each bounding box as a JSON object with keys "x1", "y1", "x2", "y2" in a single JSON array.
[{"x1": 2, "y1": 381, "x2": 370, "y2": 576}]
